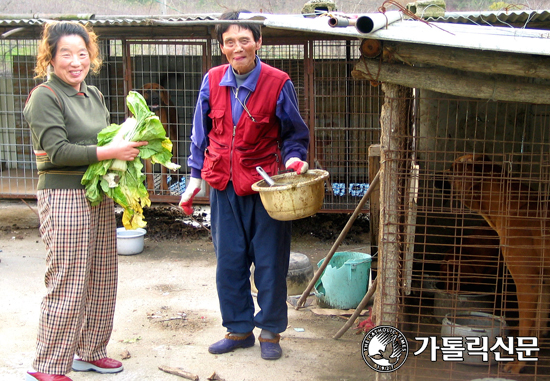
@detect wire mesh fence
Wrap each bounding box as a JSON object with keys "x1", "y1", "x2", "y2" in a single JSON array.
[
  {"x1": 0, "y1": 35, "x2": 382, "y2": 212},
  {"x1": 384, "y1": 90, "x2": 550, "y2": 379}
]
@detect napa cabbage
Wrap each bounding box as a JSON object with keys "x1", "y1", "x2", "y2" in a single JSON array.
[{"x1": 82, "y1": 91, "x2": 181, "y2": 230}]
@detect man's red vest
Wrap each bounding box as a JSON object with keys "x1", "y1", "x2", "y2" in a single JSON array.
[{"x1": 201, "y1": 63, "x2": 289, "y2": 196}]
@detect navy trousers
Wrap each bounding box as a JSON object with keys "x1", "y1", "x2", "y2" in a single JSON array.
[{"x1": 210, "y1": 182, "x2": 291, "y2": 334}]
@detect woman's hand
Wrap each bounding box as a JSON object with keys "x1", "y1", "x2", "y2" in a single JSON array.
[{"x1": 97, "y1": 140, "x2": 148, "y2": 162}]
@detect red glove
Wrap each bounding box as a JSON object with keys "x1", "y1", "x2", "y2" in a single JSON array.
[
  {"x1": 179, "y1": 177, "x2": 202, "y2": 215},
  {"x1": 285, "y1": 157, "x2": 309, "y2": 175}
]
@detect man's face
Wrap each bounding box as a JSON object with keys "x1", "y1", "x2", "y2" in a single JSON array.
[{"x1": 220, "y1": 25, "x2": 262, "y2": 75}]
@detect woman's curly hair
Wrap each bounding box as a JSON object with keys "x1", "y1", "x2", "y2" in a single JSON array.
[{"x1": 34, "y1": 21, "x2": 102, "y2": 79}]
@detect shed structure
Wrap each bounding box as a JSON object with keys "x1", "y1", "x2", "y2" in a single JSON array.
[
  {"x1": 348, "y1": 9, "x2": 550, "y2": 381},
  {"x1": 2, "y1": 8, "x2": 550, "y2": 380},
  {"x1": 262, "y1": 8, "x2": 550, "y2": 380}
]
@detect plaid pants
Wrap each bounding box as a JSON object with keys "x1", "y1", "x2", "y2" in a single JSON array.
[{"x1": 33, "y1": 189, "x2": 118, "y2": 375}]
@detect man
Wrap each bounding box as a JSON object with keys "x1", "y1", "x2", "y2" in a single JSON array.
[{"x1": 179, "y1": 10, "x2": 309, "y2": 360}]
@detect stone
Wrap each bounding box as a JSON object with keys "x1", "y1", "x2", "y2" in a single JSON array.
[
  {"x1": 301, "y1": 0, "x2": 338, "y2": 17},
  {"x1": 406, "y1": 0, "x2": 446, "y2": 19}
]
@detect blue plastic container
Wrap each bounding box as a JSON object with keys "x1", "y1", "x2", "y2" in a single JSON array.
[{"x1": 314, "y1": 252, "x2": 372, "y2": 309}]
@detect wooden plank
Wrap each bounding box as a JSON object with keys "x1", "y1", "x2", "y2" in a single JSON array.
[
  {"x1": 352, "y1": 57, "x2": 550, "y2": 105},
  {"x1": 403, "y1": 163, "x2": 419, "y2": 296},
  {"x1": 383, "y1": 41, "x2": 550, "y2": 80},
  {"x1": 368, "y1": 144, "x2": 380, "y2": 249}
]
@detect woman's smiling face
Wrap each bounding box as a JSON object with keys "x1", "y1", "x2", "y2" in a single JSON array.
[
  {"x1": 51, "y1": 34, "x2": 90, "y2": 90},
  {"x1": 220, "y1": 25, "x2": 262, "y2": 75}
]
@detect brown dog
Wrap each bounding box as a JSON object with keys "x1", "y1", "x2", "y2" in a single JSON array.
[
  {"x1": 140, "y1": 83, "x2": 179, "y2": 194},
  {"x1": 439, "y1": 228, "x2": 501, "y2": 293},
  {"x1": 447, "y1": 154, "x2": 550, "y2": 374}
]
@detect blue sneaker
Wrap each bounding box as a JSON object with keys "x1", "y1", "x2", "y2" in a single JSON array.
[
  {"x1": 208, "y1": 332, "x2": 255, "y2": 354},
  {"x1": 259, "y1": 334, "x2": 282, "y2": 360}
]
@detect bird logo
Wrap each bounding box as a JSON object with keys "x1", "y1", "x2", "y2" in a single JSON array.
[
  {"x1": 361, "y1": 325, "x2": 409, "y2": 373},
  {"x1": 370, "y1": 333, "x2": 399, "y2": 364}
]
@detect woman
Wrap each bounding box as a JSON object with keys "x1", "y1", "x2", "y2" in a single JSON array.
[{"x1": 23, "y1": 21, "x2": 147, "y2": 381}]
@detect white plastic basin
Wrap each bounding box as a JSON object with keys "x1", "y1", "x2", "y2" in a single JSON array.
[{"x1": 116, "y1": 227, "x2": 146, "y2": 255}]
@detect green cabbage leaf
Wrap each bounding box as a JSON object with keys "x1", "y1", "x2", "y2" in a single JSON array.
[{"x1": 81, "y1": 91, "x2": 181, "y2": 230}]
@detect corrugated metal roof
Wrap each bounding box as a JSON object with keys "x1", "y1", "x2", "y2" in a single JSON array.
[
  {"x1": 0, "y1": 14, "x2": 220, "y2": 27},
  {"x1": 249, "y1": 12, "x2": 550, "y2": 56},
  {"x1": 1, "y1": 11, "x2": 550, "y2": 57},
  {"x1": 427, "y1": 9, "x2": 550, "y2": 26},
  {"x1": 90, "y1": 14, "x2": 220, "y2": 26},
  {"x1": 373, "y1": 19, "x2": 550, "y2": 55}
]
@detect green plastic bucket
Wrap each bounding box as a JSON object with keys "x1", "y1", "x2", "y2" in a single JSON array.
[{"x1": 314, "y1": 252, "x2": 372, "y2": 309}]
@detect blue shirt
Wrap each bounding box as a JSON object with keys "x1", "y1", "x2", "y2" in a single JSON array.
[{"x1": 188, "y1": 57, "x2": 310, "y2": 179}]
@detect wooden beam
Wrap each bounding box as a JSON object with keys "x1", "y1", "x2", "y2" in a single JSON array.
[
  {"x1": 374, "y1": 83, "x2": 410, "y2": 328},
  {"x1": 374, "y1": 83, "x2": 411, "y2": 381},
  {"x1": 352, "y1": 57, "x2": 550, "y2": 105},
  {"x1": 381, "y1": 41, "x2": 550, "y2": 80}
]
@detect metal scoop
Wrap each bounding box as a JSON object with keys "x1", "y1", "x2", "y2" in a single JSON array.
[
  {"x1": 256, "y1": 166, "x2": 294, "y2": 187},
  {"x1": 256, "y1": 166, "x2": 276, "y2": 186}
]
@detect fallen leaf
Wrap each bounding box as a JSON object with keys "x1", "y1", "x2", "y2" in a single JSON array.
[
  {"x1": 122, "y1": 336, "x2": 142, "y2": 343},
  {"x1": 208, "y1": 371, "x2": 225, "y2": 381},
  {"x1": 121, "y1": 349, "x2": 131, "y2": 360}
]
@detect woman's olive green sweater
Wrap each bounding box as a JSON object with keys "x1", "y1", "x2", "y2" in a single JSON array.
[{"x1": 24, "y1": 73, "x2": 110, "y2": 190}]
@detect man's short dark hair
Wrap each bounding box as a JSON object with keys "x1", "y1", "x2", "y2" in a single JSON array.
[{"x1": 216, "y1": 10, "x2": 261, "y2": 45}]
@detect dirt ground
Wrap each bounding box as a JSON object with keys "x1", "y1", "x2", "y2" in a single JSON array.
[{"x1": 0, "y1": 199, "x2": 375, "y2": 381}]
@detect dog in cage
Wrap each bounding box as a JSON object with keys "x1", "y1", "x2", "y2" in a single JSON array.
[
  {"x1": 139, "y1": 83, "x2": 180, "y2": 194},
  {"x1": 447, "y1": 153, "x2": 550, "y2": 374},
  {"x1": 439, "y1": 227, "x2": 501, "y2": 293}
]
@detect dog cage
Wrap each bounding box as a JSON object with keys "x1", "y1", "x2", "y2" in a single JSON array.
[
  {"x1": 0, "y1": 27, "x2": 383, "y2": 213},
  {"x1": 0, "y1": 38, "x2": 40, "y2": 197},
  {"x1": 375, "y1": 85, "x2": 550, "y2": 379},
  {"x1": 311, "y1": 39, "x2": 383, "y2": 211}
]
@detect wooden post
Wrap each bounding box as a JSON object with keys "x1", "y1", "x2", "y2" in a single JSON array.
[
  {"x1": 368, "y1": 144, "x2": 381, "y2": 251},
  {"x1": 374, "y1": 83, "x2": 411, "y2": 381},
  {"x1": 295, "y1": 172, "x2": 380, "y2": 310}
]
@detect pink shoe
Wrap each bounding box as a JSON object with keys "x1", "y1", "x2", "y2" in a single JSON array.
[
  {"x1": 26, "y1": 372, "x2": 72, "y2": 381},
  {"x1": 72, "y1": 357, "x2": 123, "y2": 373}
]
